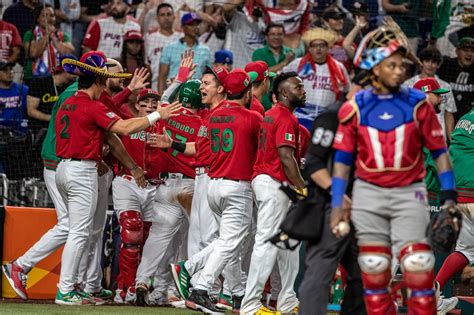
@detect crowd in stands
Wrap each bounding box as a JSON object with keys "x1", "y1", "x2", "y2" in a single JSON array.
[{"x1": 0, "y1": 0, "x2": 472, "y2": 181}]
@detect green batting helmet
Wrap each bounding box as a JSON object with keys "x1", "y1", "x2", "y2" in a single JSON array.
[{"x1": 179, "y1": 79, "x2": 203, "y2": 109}]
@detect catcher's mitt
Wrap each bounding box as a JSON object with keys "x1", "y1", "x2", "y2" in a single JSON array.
[{"x1": 427, "y1": 202, "x2": 463, "y2": 253}]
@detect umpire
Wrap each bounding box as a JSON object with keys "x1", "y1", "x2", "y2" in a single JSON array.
[{"x1": 298, "y1": 99, "x2": 366, "y2": 315}]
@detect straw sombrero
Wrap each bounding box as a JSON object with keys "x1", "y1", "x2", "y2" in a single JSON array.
[
  {"x1": 61, "y1": 51, "x2": 132, "y2": 79},
  {"x1": 302, "y1": 27, "x2": 338, "y2": 48}
]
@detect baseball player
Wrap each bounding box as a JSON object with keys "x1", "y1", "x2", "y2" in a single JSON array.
[
  {"x1": 244, "y1": 61, "x2": 274, "y2": 116},
  {"x1": 1, "y1": 54, "x2": 150, "y2": 302},
  {"x1": 434, "y1": 96, "x2": 474, "y2": 314},
  {"x1": 241, "y1": 71, "x2": 306, "y2": 315},
  {"x1": 169, "y1": 69, "x2": 262, "y2": 314},
  {"x1": 134, "y1": 79, "x2": 203, "y2": 306},
  {"x1": 330, "y1": 26, "x2": 457, "y2": 314},
  {"x1": 51, "y1": 51, "x2": 179, "y2": 305}
]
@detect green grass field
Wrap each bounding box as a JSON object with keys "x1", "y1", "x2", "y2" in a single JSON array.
[{"x1": 0, "y1": 300, "x2": 199, "y2": 314}]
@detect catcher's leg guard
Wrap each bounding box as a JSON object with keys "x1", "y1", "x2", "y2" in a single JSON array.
[
  {"x1": 358, "y1": 245, "x2": 396, "y2": 315},
  {"x1": 400, "y1": 243, "x2": 436, "y2": 315},
  {"x1": 118, "y1": 211, "x2": 144, "y2": 291}
]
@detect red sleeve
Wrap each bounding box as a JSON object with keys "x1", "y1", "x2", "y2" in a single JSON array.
[
  {"x1": 415, "y1": 101, "x2": 447, "y2": 150},
  {"x1": 90, "y1": 102, "x2": 121, "y2": 130},
  {"x1": 10, "y1": 23, "x2": 22, "y2": 47},
  {"x1": 333, "y1": 101, "x2": 358, "y2": 153},
  {"x1": 112, "y1": 87, "x2": 132, "y2": 110},
  {"x1": 82, "y1": 19, "x2": 100, "y2": 50},
  {"x1": 298, "y1": 124, "x2": 311, "y2": 157},
  {"x1": 275, "y1": 116, "x2": 298, "y2": 149}
]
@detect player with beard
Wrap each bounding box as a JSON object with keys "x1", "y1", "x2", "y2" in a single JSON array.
[
  {"x1": 331, "y1": 27, "x2": 457, "y2": 314},
  {"x1": 241, "y1": 72, "x2": 306, "y2": 314},
  {"x1": 82, "y1": 0, "x2": 141, "y2": 59}
]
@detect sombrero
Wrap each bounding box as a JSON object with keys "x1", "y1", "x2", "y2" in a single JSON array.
[
  {"x1": 302, "y1": 27, "x2": 338, "y2": 48},
  {"x1": 61, "y1": 51, "x2": 132, "y2": 79}
]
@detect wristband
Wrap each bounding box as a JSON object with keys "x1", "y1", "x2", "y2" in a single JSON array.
[
  {"x1": 334, "y1": 150, "x2": 354, "y2": 166},
  {"x1": 176, "y1": 66, "x2": 191, "y2": 83},
  {"x1": 331, "y1": 177, "x2": 348, "y2": 208},
  {"x1": 440, "y1": 189, "x2": 457, "y2": 205},
  {"x1": 146, "y1": 112, "x2": 161, "y2": 125},
  {"x1": 171, "y1": 141, "x2": 186, "y2": 153},
  {"x1": 438, "y1": 170, "x2": 455, "y2": 191}
]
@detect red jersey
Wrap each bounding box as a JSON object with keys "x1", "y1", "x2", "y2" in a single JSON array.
[
  {"x1": 250, "y1": 95, "x2": 265, "y2": 117},
  {"x1": 253, "y1": 103, "x2": 300, "y2": 183},
  {"x1": 158, "y1": 107, "x2": 202, "y2": 178},
  {"x1": 194, "y1": 100, "x2": 226, "y2": 168},
  {"x1": 99, "y1": 88, "x2": 133, "y2": 119},
  {"x1": 299, "y1": 124, "x2": 311, "y2": 158},
  {"x1": 333, "y1": 88, "x2": 447, "y2": 187},
  {"x1": 208, "y1": 102, "x2": 262, "y2": 181},
  {"x1": 56, "y1": 91, "x2": 120, "y2": 161},
  {"x1": 0, "y1": 21, "x2": 22, "y2": 60}
]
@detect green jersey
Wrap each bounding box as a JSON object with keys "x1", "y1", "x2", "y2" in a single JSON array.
[
  {"x1": 423, "y1": 147, "x2": 441, "y2": 207},
  {"x1": 41, "y1": 81, "x2": 78, "y2": 170},
  {"x1": 450, "y1": 109, "x2": 474, "y2": 202}
]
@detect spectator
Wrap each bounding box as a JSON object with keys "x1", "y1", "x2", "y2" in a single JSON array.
[
  {"x1": 381, "y1": 0, "x2": 420, "y2": 52},
  {"x1": 0, "y1": 60, "x2": 30, "y2": 179},
  {"x1": 321, "y1": 6, "x2": 357, "y2": 73},
  {"x1": 222, "y1": 0, "x2": 265, "y2": 69},
  {"x1": 2, "y1": 0, "x2": 39, "y2": 38},
  {"x1": 26, "y1": 67, "x2": 76, "y2": 177},
  {"x1": 437, "y1": 37, "x2": 474, "y2": 123},
  {"x1": 158, "y1": 12, "x2": 211, "y2": 95},
  {"x1": 283, "y1": 27, "x2": 350, "y2": 129},
  {"x1": 120, "y1": 30, "x2": 151, "y2": 75},
  {"x1": 342, "y1": 1, "x2": 372, "y2": 63},
  {"x1": 252, "y1": 23, "x2": 295, "y2": 73},
  {"x1": 213, "y1": 49, "x2": 233, "y2": 71},
  {"x1": 404, "y1": 47, "x2": 457, "y2": 140},
  {"x1": 72, "y1": 0, "x2": 108, "y2": 54},
  {"x1": 145, "y1": 2, "x2": 181, "y2": 90},
  {"x1": 53, "y1": 0, "x2": 81, "y2": 39},
  {"x1": 251, "y1": 0, "x2": 311, "y2": 51},
  {"x1": 0, "y1": 20, "x2": 22, "y2": 64},
  {"x1": 23, "y1": 4, "x2": 75, "y2": 83},
  {"x1": 198, "y1": 2, "x2": 226, "y2": 54},
  {"x1": 82, "y1": 0, "x2": 141, "y2": 59},
  {"x1": 0, "y1": 60, "x2": 28, "y2": 136}
]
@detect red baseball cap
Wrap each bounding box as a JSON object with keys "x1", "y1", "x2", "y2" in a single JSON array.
[
  {"x1": 205, "y1": 65, "x2": 229, "y2": 84},
  {"x1": 124, "y1": 30, "x2": 143, "y2": 41},
  {"x1": 244, "y1": 61, "x2": 276, "y2": 82},
  {"x1": 223, "y1": 69, "x2": 258, "y2": 96},
  {"x1": 413, "y1": 77, "x2": 450, "y2": 94},
  {"x1": 138, "y1": 88, "x2": 160, "y2": 101}
]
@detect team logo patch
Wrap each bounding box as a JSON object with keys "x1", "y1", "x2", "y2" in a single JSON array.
[
  {"x1": 421, "y1": 85, "x2": 430, "y2": 92},
  {"x1": 106, "y1": 112, "x2": 117, "y2": 118},
  {"x1": 243, "y1": 78, "x2": 249, "y2": 87},
  {"x1": 285, "y1": 133, "x2": 295, "y2": 141}
]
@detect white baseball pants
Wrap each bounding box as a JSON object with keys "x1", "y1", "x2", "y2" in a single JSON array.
[
  {"x1": 241, "y1": 174, "x2": 299, "y2": 314},
  {"x1": 77, "y1": 169, "x2": 113, "y2": 292},
  {"x1": 56, "y1": 159, "x2": 98, "y2": 293},
  {"x1": 15, "y1": 168, "x2": 68, "y2": 272},
  {"x1": 136, "y1": 177, "x2": 194, "y2": 288},
  {"x1": 187, "y1": 173, "x2": 219, "y2": 257},
  {"x1": 191, "y1": 178, "x2": 252, "y2": 295},
  {"x1": 112, "y1": 175, "x2": 156, "y2": 220}
]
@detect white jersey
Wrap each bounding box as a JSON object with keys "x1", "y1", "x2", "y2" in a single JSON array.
[
  {"x1": 404, "y1": 74, "x2": 457, "y2": 138},
  {"x1": 83, "y1": 16, "x2": 141, "y2": 59},
  {"x1": 145, "y1": 30, "x2": 181, "y2": 90},
  {"x1": 283, "y1": 57, "x2": 350, "y2": 123}
]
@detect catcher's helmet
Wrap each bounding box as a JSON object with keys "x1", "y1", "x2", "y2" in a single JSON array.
[
  {"x1": 354, "y1": 26, "x2": 407, "y2": 71},
  {"x1": 179, "y1": 79, "x2": 203, "y2": 109}
]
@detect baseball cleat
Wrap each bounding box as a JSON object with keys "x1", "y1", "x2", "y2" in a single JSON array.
[
  {"x1": 76, "y1": 289, "x2": 106, "y2": 305},
  {"x1": 2, "y1": 262, "x2": 28, "y2": 300},
  {"x1": 87, "y1": 288, "x2": 113, "y2": 300},
  {"x1": 114, "y1": 289, "x2": 126, "y2": 304},
  {"x1": 135, "y1": 282, "x2": 148, "y2": 306},
  {"x1": 437, "y1": 296, "x2": 458, "y2": 315},
  {"x1": 185, "y1": 289, "x2": 224, "y2": 314},
  {"x1": 125, "y1": 286, "x2": 137, "y2": 304},
  {"x1": 54, "y1": 289, "x2": 94, "y2": 306},
  {"x1": 231, "y1": 294, "x2": 244, "y2": 313},
  {"x1": 216, "y1": 293, "x2": 233, "y2": 310},
  {"x1": 148, "y1": 290, "x2": 169, "y2": 306},
  {"x1": 170, "y1": 261, "x2": 191, "y2": 300}
]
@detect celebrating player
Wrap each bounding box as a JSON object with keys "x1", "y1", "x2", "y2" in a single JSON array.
[
  {"x1": 330, "y1": 27, "x2": 458, "y2": 314},
  {"x1": 241, "y1": 71, "x2": 306, "y2": 314},
  {"x1": 51, "y1": 51, "x2": 179, "y2": 305}
]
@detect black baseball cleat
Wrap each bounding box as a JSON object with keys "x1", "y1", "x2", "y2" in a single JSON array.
[
  {"x1": 135, "y1": 283, "x2": 148, "y2": 307},
  {"x1": 232, "y1": 294, "x2": 244, "y2": 313},
  {"x1": 185, "y1": 289, "x2": 225, "y2": 314}
]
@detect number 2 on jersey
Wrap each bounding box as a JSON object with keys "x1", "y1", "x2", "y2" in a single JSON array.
[
  {"x1": 211, "y1": 128, "x2": 234, "y2": 153},
  {"x1": 60, "y1": 115, "x2": 70, "y2": 139}
]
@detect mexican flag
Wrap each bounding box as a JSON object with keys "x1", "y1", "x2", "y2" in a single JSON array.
[{"x1": 285, "y1": 133, "x2": 295, "y2": 141}]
